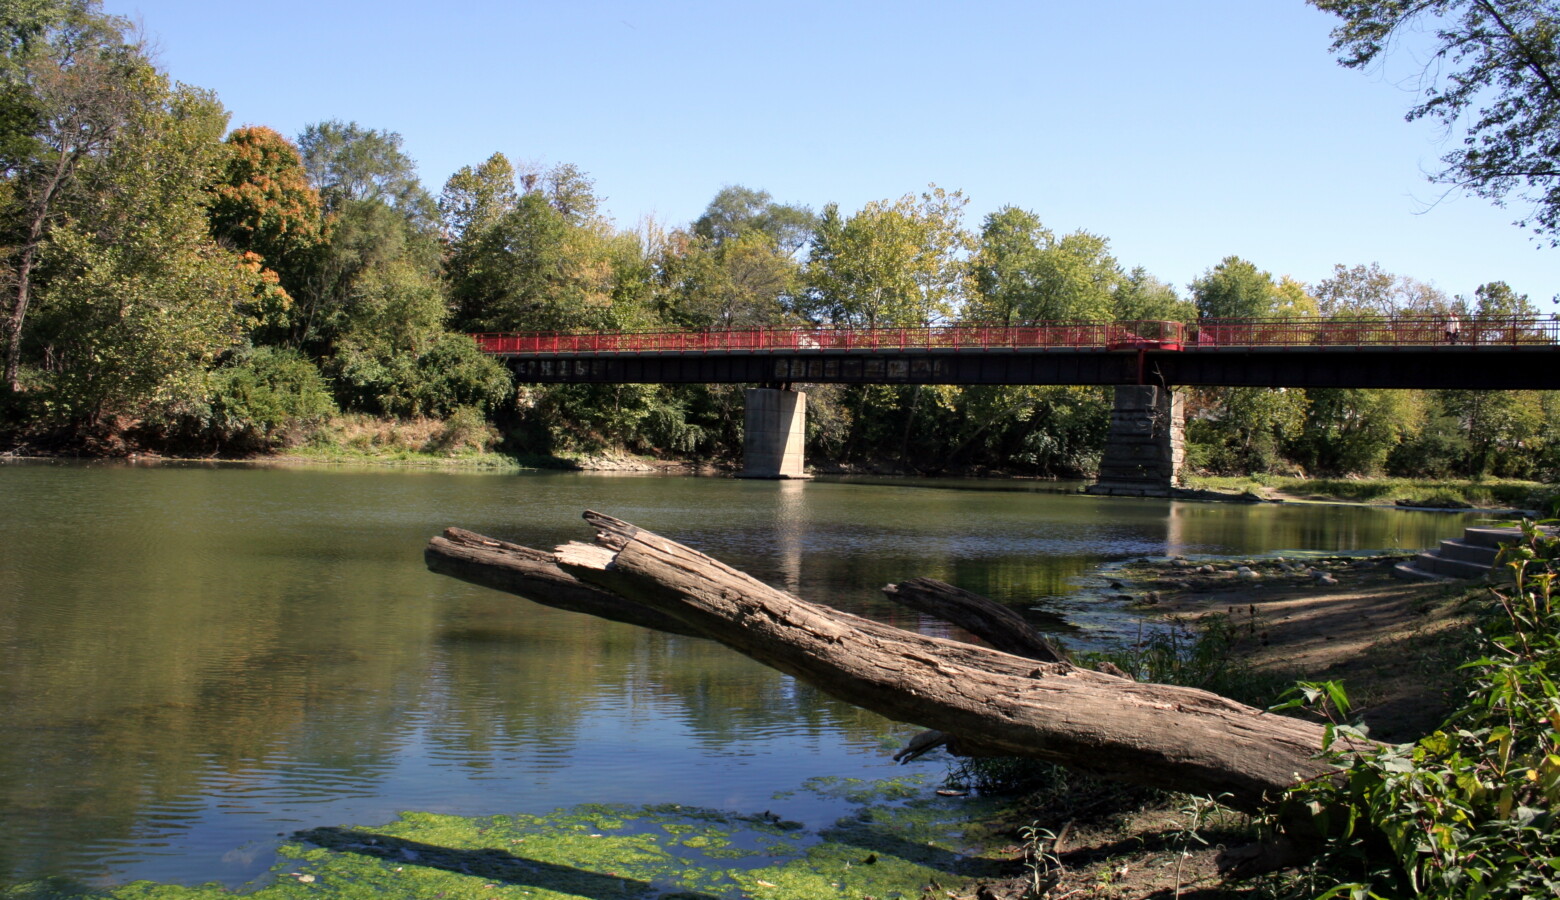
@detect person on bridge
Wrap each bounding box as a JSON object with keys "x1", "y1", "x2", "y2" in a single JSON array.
[{"x1": 1445, "y1": 313, "x2": 1461, "y2": 343}]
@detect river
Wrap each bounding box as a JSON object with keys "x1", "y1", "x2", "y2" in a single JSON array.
[{"x1": 0, "y1": 460, "x2": 1485, "y2": 889}]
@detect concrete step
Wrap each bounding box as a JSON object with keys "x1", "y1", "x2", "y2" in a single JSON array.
[
  {"x1": 1393, "y1": 560, "x2": 1455, "y2": 582},
  {"x1": 1414, "y1": 552, "x2": 1492, "y2": 580},
  {"x1": 1438, "y1": 538, "x2": 1500, "y2": 565},
  {"x1": 1461, "y1": 526, "x2": 1527, "y2": 549},
  {"x1": 1394, "y1": 525, "x2": 1550, "y2": 583}
]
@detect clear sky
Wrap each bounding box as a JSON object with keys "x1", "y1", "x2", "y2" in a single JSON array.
[{"x1": 111, "y1": 0, "x2": 1555, "y2": 306}]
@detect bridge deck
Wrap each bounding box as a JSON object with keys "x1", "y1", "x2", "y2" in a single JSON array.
[{"x1": 476, "y1": 317, "x2": 1560, "y2": 390}]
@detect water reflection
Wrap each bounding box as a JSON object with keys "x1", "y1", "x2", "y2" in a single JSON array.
[{"x1": 0, "y1": 461, "x2": 1483, "y2": 888}]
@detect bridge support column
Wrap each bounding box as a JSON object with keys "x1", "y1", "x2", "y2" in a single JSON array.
[
  {"x1": 1087, "y1": 385, "x2": 1183, "y2": 497},
  {"x1": 739, "y1": 388, "x2": 808, "y2": 479}
]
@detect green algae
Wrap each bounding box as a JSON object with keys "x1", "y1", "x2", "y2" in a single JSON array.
[{"x1": 1, "y1": 775, "x2": 1010, "y2": 900}]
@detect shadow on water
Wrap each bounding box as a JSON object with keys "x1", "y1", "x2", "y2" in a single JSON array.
[{"x1": 296, "y1": 827, "x2": 722, "y2": 900}]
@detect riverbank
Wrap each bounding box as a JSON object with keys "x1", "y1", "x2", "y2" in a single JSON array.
[
  {"x1": 1184, "y1": 474, "x2": 1554, "y2": 515},
  {"x1": 957, "y1": 554, "x2": 1486, "y2": 900}
]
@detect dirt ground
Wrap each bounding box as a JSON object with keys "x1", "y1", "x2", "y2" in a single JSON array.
[{"x1": 962, "y1": 554, "x2": 1485, "y2": 900}]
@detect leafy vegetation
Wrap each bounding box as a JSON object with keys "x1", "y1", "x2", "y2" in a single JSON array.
[
  {"x1": 1, "y1": 1, "x2": 1558, "y2": 484},
  {"x1": 1286, "y1": 519, "x2": 1560, "y2": 898}
]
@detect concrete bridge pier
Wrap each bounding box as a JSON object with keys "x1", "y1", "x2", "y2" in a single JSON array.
[
  {"x1": 739, "y1": 387, "x2": 808, "y2": 479},
  {"x1": 1087, "y1": 385, "x2": 1184, "y2": 497}
]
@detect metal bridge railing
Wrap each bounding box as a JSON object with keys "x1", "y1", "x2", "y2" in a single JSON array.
[
  {"x1": 472, "y1": 316, "x2": 1560, "y2": 356},
  {"x1": 1194, "y1": 316, "x2": 1560, "y2": 347},
  {"x1": 473, "y1": 321, "x2": 1184, "y2": 355}
]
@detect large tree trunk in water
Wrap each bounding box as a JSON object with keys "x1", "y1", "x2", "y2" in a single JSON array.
[{"x1": 426, "y1": 513, "x2": 1362, "y2": 823}]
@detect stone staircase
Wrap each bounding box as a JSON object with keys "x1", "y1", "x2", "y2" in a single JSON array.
[{"x1": 1394, "y1": 525, "x2": 1535, "y2": 582}]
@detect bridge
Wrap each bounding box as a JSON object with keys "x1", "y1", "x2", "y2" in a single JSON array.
[{"x1": 477, "y1": 316, "x2": 1560, "y2": 493}]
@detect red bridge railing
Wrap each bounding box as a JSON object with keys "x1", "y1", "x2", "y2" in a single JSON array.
[
  {"x1": 473, "y1": 321, "x2": 1182, "y2": 355},
  {"x1": 472, "y1": 316, "x2": 1560, "y2": 356},
  {"x1": 1194, "y1": 316, "x2": 1560, "y2": 347}
]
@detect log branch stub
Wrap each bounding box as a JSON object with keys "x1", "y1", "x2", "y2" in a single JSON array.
[{"x1": 882, "y1": 577, "x2": 1068, "y2": 663}]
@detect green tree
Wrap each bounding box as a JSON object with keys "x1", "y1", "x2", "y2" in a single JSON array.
[
  {"x1": 289, "y1": 120, "x2": 440, "y2": 349},
  {"x1": 331, "y1": 258, "x2": 511, "y2": 417},
  {"x1": 1189, "y1": 255, "x2": 1280, "y2": 319},
  {"x1": 1113, "y1": 267, "x2": 1193, "y2": 322},
  {"x1": 1296, "y1": 388, "x2": 1423, "y2": 475},
  {"x1": 967, "y1": 206, "x2": 1048, "y2": 325},
  {"x1": 654, "y1": 228, "x2": 799, "y2": 329},
  {"x1": 1311, "y1": 0, "x2": 1560, "y2": 242},
  {"x1": 298, "y1": 119, "x2": 435, "y2": 228},
  {"x1": 969, "y1": 207, "x2": 1123, "y2": 324},
  {"x1": 439, "y1": 151, "x2": 517, "y2": 243},
  {"x1": 1185, "y1": 385, "x2": 1310, "y2": 474},
  {"x1": 29, "y1": 78, "x2": 263, "y2": 429},
  {"x1": 691, "y1": 184, "x2": 816, "y2": 255},
  {"x1": 1440, "y1": 387, "x2": 1547, "y2": 475},
  {"x1": 802, "y1": 185, "x2": 969, "y2": 327},
  {"x1": 1311, "y1": 262, "x2": 1451, "y2": 315},
  {"x1": 1, "y1": 0, "x2": 148, "y2": 391}
]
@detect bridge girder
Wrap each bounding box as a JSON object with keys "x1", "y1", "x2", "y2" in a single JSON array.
[{"x1": 500, "y1": 346, "x2": 1560, "y2": 391}]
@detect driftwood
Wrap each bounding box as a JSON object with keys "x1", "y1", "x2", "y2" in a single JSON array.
[{"x1": 424, "y1": 512, "x2": 1362, "y2": 830}]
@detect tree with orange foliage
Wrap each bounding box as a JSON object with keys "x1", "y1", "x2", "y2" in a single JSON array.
[{"x1": 208, "y1": 125, "x2": 325, "y2": 329}]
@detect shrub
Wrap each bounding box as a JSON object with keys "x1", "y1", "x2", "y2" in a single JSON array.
[
  {"x1": 1291, "y1": 519, "x2": 1560, "y2": 899},
  {"x1": 426, "y1": 406, "x2": 500, "y2": 456},
  {"x1": 199, "y1": 347, "x2": 337, "y2": 451}
]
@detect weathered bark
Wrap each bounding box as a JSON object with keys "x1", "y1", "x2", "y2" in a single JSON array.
[
  {"x1": 882, "y1": 576, "x2": 1067, "y2": 663},
  {"x1": 425, "y1": 527, "x2": 702, "y2": 638},
  {"x1": 424, "y1": 512, "x2": 1362, "y2": 820}
]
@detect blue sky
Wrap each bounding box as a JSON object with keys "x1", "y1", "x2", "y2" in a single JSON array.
[{"x1": 114, "y1": 0, "x2": 1554, "y2": 306}]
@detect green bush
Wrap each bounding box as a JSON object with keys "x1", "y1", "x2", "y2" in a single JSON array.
[
  {"x1": 1291, "y1": 520, "x2": 1560, "y2": 899},
  {"x1": 425, "y1": 406, "x2": 500, "y2": 456},
  {"x1": 199, "y1": 347, "x2": 337, "y2": 451},
  {"x1": 334, "y1": 331, "x2": 512, "y2": 419}
]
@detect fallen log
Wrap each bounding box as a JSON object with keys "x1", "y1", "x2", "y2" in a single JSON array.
[{"x1": 424, "y1": 511, "x2": 1362, "y2": 820}]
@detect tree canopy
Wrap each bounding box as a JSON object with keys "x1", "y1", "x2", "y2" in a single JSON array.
[{"x1": 1311, "y1": 0, "x2": 1560, "y2": 242}]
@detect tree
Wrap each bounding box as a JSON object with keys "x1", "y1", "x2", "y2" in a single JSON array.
[
  {"x1": 1311, "y1": 0, "x2": 1560, "y2": 242},
  {"x1": 1296, "y1": 388, "x2": 1423, "y2": 474},
  {"x1": 802, "y1": 186, "x2": 969, "y2": 328},
  {"x1": 1310, "y1": 262, "x2": 1451, "y2": 316},
  {"x1": 1440, "y1": 387, "x2": 1547, "y2": 475},
  {"x1": 297, "y1": 120, "x2": 434, "y2": 227},
  {"x1": 654, "y1": 229, "x2": 798, "y2": 329},
  {"x1": 449, "y1": 191, "x2": 637, "y2": 333},
  {"x1": 1, "y1": 0, "x2": 149, "y2": 391},
  {"x1": 29, "y1": 78, "x2": 263, "y2": 429},
  {"x1": 1186, "y1": 385, "x2": 1309, "y2": 474},
  {"x1": 206, "y1": 125, "x2": 324, "y2": 327},
  {"x1": 1469, "y1": 278, "x2": 1539, "y2": 317},
  {"x1": 289, "y1": 120, "x2": 441, "y2": 349},
  {"x1": 691, "y1": 185, "x2": 816, "y2": 256},
  {"x1": 1113, "y1": 267, "x2": 1193, "y2": 322},
  {"x1": 1190, "y1": 256, "x2": 1281, "y2": 319},
  {"x1": 208, "y1": 127, "x2": 323, "y2": 273},
  {"x1": 438, "y1": 151, "x2": 517, "y2": 243},
  {"x1": 968, "y1": 208, "x2": 1125, "y2": 324}
]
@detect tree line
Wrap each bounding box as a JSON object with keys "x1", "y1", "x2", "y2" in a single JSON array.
[{"x1": 1, "y1": 0, "x2": 1555, "y2": 481}]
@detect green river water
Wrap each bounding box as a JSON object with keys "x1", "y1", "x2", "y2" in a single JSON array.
[{"x1": 0, "y1": 460, "x2": 1489, "y2": 891}]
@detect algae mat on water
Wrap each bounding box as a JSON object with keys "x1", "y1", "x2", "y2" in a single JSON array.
[{"x1": 6, "y1": 775, "x2": 1009, "y2": 900}]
